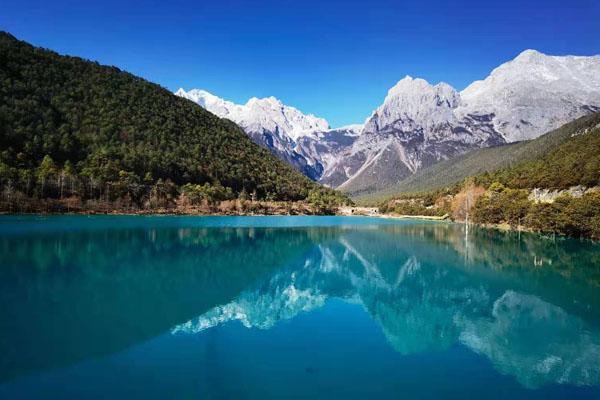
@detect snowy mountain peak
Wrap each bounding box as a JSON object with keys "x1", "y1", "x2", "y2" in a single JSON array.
[
  {"x1": 515, "y1": 48, "x2": 545, "y2": 59},
  {"x1": 334, "y1": 123, "x2": 364, "y2": 134},
  {"x1": 364, "y1": 76, "x2": 460, "y2": 134},
  {"x1": 176, "y1": 88, "x2": 329, "y2": 142},
  {"x1": 384, "y1": 77, "x2": 459, "y2": 108},
  {"x1": 459, "y1": 50, "x2": 600, "y2": 141},
  {"x1": 386, "y1": 75, "x2": 424, "y2": 98},
  {"x1": 247, "y1": 95, "x2": 284, "y2": 108},
  {"x1": 386, "y1": 76, "x2": 456, "y2": 99}
]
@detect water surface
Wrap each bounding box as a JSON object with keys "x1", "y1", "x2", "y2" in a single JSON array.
[{"x1": 0, "y1": 216, "x2": 599, "y2": 399}]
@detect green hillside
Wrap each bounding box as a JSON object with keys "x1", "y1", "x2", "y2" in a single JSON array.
[
  {"x1": 356, "y1": 112, "x2": 600, "y2": 204},
  {"x1": 379, "y1": 115, "x2": 600, "y2": 238},
  {"x1": 0, "y1": 32, "x2": 345, "y2": 210},
  {"x1": 471, "y1": 125, "x2": 600, "y2": 238},
  {"x1": 476, "y1": 122, "x2": 600, "y2": 190}
]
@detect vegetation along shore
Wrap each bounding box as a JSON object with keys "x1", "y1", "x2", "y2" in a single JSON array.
[{"x1": 373, "y1": 113, "x2": 600, "y2": 240}]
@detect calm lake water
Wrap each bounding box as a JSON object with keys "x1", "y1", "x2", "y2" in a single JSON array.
[{"x1": 0, "y1": 215, "x2": 599, "y2": 399}]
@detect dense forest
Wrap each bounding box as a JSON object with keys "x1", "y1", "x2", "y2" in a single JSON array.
[
  {"x1": 0, "y1": 32, "x2": 349, "y2": 213},
  {"x1": 380, "y1": 115, "x2": 600, "y2": 239},
  {"x1": 470, "y1": 125, "x2": 600, "y2": 238}
]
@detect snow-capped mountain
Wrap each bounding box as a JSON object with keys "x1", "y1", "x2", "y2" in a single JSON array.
[
  {"x1": 175, "y1": 89, "x2": 329, "y2": 141},
  {"x1": 176, "y1": 50, "x2": 600, "y2": 194},
  {"x1": 323, "y1": 76, "x2": 503, "y2": 193},
  {"x1": 175, "y1": 88, "x2": 331, "y2": 179},
  {"x1": 333, "y1": 50, "x2": 600, "y2": 195},
  {"x1": 458, "y1": 50, "x2": 600, "y2": 142}
]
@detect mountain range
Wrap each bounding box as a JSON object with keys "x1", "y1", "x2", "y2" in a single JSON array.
[{"x1": 177, "y1": 50, "x2": 600, "y2": 196}]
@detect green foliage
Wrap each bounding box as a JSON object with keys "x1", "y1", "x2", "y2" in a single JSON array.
[
  {"x1": 0, "y1": 31, "x2": 352, "y2": 209},
  {"x1": 469, "y1": 121, "x2": 600, "y2": 238},
  {"x1": 393, "y1": 202, "x2": 445, "y2": 217},
  {"x1": 479, "y1": 129, "x2": 600, "y2": 190},
  {"x1": 472, "y1": 188, "x2": 600, "y2": 239},
  {"x1": 182, "y1": 182, "x2": 234, "y2": 205},
  {"x1": 307, "y1": 187, "x2": 353, "y2": 215},
  {"x1": 524, "y1": 193, "x2": 600, "y2": 239},
  {"x1": 37, "y1": 155, "x2": 57, "y2": 182},
  {"x1": 377, "y1": 185, "x2": 458, "y2": 213},
  {"x1": 472, "y1": 186, "x2": 530, "y2": 227}
]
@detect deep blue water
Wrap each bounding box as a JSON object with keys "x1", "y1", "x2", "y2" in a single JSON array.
[{"x1": 0, "y1": 215, "x2": 599, "y2": 399}]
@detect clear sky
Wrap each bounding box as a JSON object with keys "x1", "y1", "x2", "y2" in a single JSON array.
[{"x1": 2, "y1": 0, "x2": 600, "y2": 127}]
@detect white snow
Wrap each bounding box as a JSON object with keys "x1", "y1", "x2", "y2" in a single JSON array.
[
  {"x1": 176, "y1": 89, "x2": 329, "y2": 142},
  {"x1": 458, "y1": 50, "x2": 600, "y2": 141}
]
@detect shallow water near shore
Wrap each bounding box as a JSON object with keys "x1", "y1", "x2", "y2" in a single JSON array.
[{"x1": 0, "y1": 215, "x2": 599, "y2": 399}]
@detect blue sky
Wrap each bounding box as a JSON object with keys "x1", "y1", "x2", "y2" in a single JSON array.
[{"x1": 2, "y1": 0, "x2": 600, "y2": 127}]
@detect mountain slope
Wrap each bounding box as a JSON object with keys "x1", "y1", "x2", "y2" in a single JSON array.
[
  {"x1": 357, "y1": 112, "x2": 600, "y2": 202},
  {"x1": 337, "y1": 51, "x2": 600, "y2": 196},
  {"x1": 329, "y1": 76, "x2": 504, "y2": 194},
  {"x1": 0, "y1": 32, "x2": 323, "y2": 202},
  {"x1": 376, "y1": 113, "x2": 600, "y2": 238},
  {"x1": 295, "y1": 124, "x2": 363, "y2": 184},
  {"x1": 175, "y1": 88, "x2": 330, "y2": 179},
  {"x1": 478, "y1": 116, "x2": 600, "y2": 190}
]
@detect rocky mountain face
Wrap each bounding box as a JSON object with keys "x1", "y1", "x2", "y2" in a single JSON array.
[
  {"x1": 295, "y1": 124, "x2": 363, "y2": 186},
  {"x1": 326, "y1": 77, "x2": 505, "y2": 193},
  {"x1": 177, "y1": 50, "x2": 600, "y2": 195},
  {"x1": 458, "y1": 50, "x2": 600, "y2": 142}
]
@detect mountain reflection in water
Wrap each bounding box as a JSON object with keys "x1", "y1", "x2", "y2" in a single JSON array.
[
  {"x1": 0, "y1": 216, "x2": 599, "y2": 398},
  {"x1": 171, "y1": 223, "x2": 600, "y2": 389}
]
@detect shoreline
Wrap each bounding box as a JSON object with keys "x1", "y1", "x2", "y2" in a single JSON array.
[
  {"x1": 0, "y1": 210, "x2": 452, "y2": 221},
  {"x1": 375, "y1": 213, "x2": 450, "y2": 221},
  {"x1": 0, "y1": 199, "x2": 326, "y2": 217},
  {"x1": 2, "y1": 211, "x2": 597, "y2": 240}
]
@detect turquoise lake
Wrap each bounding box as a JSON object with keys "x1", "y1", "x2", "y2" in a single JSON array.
[{"x1": 0, "y1": 215, "x2": 599, "y2": 399}]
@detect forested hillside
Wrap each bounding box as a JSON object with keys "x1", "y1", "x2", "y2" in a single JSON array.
[
  {"x1": 475, "y1": 123, "x2": 600, "y2": 190},
  {"x1": 0, "y1": 32, "x2": 347, "y2": 212}
]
